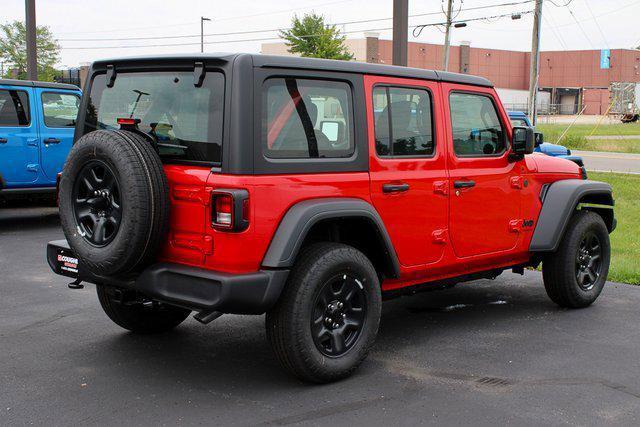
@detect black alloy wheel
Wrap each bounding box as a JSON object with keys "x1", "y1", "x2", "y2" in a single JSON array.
[
  {"x1": 576, "y1": 231, "x2": 603, "y2": 291},
  {"x1": 311, "y1": 273, "x2": 367, "y2": 357},
  {"x1": 72, "y1": 160, "x2": 122, "y2": 247}
]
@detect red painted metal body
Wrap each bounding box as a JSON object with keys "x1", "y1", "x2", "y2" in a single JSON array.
[{"x1": 156, "y1": 74, "x2": 581, "y2": 292}]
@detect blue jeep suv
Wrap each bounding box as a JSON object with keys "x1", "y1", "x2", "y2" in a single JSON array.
[
  {"x1": 508, "y1": 111, "x2": 583, "y2": 166},
  {"x1": 0, "y1": 79, "x2": 81, "y2": 200}
]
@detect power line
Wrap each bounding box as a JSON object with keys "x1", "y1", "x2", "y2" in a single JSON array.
[
  {"x1": 54, "y1": 0, "x2": 356, "y2": 35},
  {"x1": 545, "y1": 0, "x2": 574, "y2": 6},
  {"x1": 413, "y1": 9, "x2": 533, "y2": 37},
  {"x1": 583, "y1": 0, "x2": 609, "y2": 49},
  {"x1": 57, "y1": 0, "x2": 535, "y2": 43},
  {"x1": 566, "y1": 5, "x2": 596, "y2": 48},
  {"x1": 60, "y1": 9, "x2": 534, "y2": 51}
]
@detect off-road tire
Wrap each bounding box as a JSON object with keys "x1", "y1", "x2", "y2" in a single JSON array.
[
  {"x1": 542, "y1": 210, "x2": 610, "y2": 308},
  {"x1": 96, "y1": 285, "x2": 190, "y2": 334},
  {"x1": 266, "y1": 243, "x2": 382, "y2": 383},
  {"x1": 59, "y1": 130, "x2": 169, "y2": 276}
]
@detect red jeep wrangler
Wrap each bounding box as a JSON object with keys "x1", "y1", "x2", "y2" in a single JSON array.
[{"x1": 47, "y1": 54, "x2": 615, "y2": 383}]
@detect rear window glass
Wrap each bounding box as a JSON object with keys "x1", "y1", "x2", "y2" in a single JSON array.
[
  {"x1": 0, "y1": 89, "x2": 30, "y2": 126},
  {"x1": 84, "y1": 71, "x2": 224, "y2": 164},
  {"x1": 373, "y1": 86, "x2": 434, "y2": 157},
  {"x1": 263, "y1": 78, "x2": 354, "y2": 159}
]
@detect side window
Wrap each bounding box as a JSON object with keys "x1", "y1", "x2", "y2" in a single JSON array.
[
  {"x1": 449, "y1": 92, "x2": 506, "y2": 157},
  {"x1": 263, "y1": 78, "x2": 354, "y2": 159},
  {"x1": 42, "y1": 92, "x2": 80, "y2": 128},
  {"x1": 0, "y1": 89, "x2": 30, "y2": 126},
  {"x1": 373, "y1": 86, "x2": 434, "y2": 157}
]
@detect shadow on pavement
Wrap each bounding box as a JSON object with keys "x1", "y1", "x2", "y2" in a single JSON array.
[
  {"x1": 0, "y1": 200, "x2": 60, "y2": 231},
  {"x1": 85, "y1": 279, "x2": 556, "y2": 390}
]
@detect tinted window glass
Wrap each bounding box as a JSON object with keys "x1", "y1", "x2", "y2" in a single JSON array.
[
  {"x1": 42, "y1": 92, "x2": 80, "y2": 127},
  {"x1": 263, "y1": 78, "x2": 354, "y2": 159},
  {"x1": 373, "y1": 86, "x2": 434, "y2": 157},
  {"x1": 450, "y1": 93, "x2": 506, "y2": 156},
  {"x1": 85, "y1": 71, "x2": 224, "y2": 164},
  {"x1": 0, "y1": 89, "x2": 30, "y2": 126}
]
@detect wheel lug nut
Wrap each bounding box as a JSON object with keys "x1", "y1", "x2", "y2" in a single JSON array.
[
  {"x1": 333, "y1": 323, "x2": 339, "y2": 328},
  {"x1": 342, "y1": 313, "x2": 346, "y2": 318}
]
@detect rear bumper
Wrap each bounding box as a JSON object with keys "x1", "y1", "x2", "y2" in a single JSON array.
[{"x1": 46, "y1": 240, "x2": 289, "y2": 315}]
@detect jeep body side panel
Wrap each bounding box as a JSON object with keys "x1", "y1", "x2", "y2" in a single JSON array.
[
  {"x1": 0, "y1": 79, "x2": 79, "y2": 193},
  {"x1": 529, "y1": 179, "x2": 614, "y2": 252},
  {"x1": 262, "y1": 198, "x2": 400, "y2": 278},
  {"x1": 363, "y1": 75, "x2": 449, "y2": 268},
  {"x1": 441, "y1": 82, "x2": 523, "y2": 258}
]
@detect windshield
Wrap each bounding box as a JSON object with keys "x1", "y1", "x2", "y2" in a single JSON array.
[{"x1": 84, "y1": 70, "x2": 224, "y2": 164}]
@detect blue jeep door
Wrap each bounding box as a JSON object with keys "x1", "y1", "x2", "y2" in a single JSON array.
[
  {"x1": 36, "y1": 89, "x2": 81, "y2": 182},
  {"x1": 0, "y1": 86, "x2": 38, "y2": 186}
]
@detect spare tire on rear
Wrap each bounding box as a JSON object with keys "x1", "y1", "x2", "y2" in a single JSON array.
[{"x1": 59, "y1": 130, "x2": 170, "y2": 276}]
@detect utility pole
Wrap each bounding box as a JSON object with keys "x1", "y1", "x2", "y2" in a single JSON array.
[
  {"x1": 25, "y1": 0, "x2": 37, "y2": 80},
  {"x1": 200, "y1": 17, "x2": 211, "y2": 53},
  {"x1": 528, "y1": 0, "x2": 543, "y2": 125},
  {"x1": 442, "y1": 0, "x2": 454, "y2": 71},
  {"x1": 392, "y1": 0, "x2": 408, "y2": 66}
]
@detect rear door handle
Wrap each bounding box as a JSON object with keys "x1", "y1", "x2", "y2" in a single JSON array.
[
  {"x1": 382, "y1": 183, "x2": 410, "y2": 193},
  {"x1": 44, "y1": 138, "x2": 61, "y2": 144},
  {"x1": 454, "y1": 180, "x2": 476, "y2": 189},
  {"x1": 0, "y1": 138, "x2": 7, "y2": 144}
]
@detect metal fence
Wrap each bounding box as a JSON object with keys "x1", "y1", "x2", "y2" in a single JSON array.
[{"x1": 501, "y1": 103, "x2": 568, "y2": 116}]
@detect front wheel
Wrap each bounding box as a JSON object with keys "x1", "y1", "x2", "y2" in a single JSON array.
[
  {"x1": 542, "y1": 210, "x2": 611, "y2": 308},
  {"x1": 266, "y1": 243, "x2": 381, "y2": 383}
]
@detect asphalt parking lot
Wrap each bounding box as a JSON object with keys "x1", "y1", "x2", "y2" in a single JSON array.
[{"x1": 2, "y1": 205, "x2": 640, "y2": 426}]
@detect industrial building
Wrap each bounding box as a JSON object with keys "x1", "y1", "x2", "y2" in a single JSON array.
[{"x1": 262, "y1": 34, "x2": 640, "y2": 115}]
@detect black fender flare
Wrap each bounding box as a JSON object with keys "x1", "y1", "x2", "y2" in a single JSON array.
[
  {"x1": 261, "y1": 198, "x2": 400, "y2": 278},
  {"x1": 529, "y1": 179, "x2": 614, "y2": 252}
]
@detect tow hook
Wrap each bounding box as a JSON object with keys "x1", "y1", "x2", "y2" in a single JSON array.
[
  {"x1": 194, "y1": 310, "x2": 223, "y2": 324},
  {"x1": 68, "y1": 278, "x2": 84, "y2": 289}
]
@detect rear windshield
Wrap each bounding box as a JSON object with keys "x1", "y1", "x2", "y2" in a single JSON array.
[{"x1": 84, "y1": 71, "x2": 224, "y2": 164}]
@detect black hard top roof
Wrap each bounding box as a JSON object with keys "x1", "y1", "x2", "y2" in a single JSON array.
[
  {"x1": 0, "y1": 78, "x2": 80, "y2": 91},
  {"x1": 91, "y1": 53, "x2": 493, "y2": 88}
]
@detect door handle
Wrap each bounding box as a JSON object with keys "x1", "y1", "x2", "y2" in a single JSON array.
[
  {"x1": 0, "y1": 138, "x2": 7, "y2": 144},
  {"x1": 382, "y1": 183, "x2": 410, "y2": 193},
  {"x1": 44, "y1": 138, "x2": 61, "y2": 145},
  {"x1": 453, "y1": 180, "x2": 476, "y2": 189}
]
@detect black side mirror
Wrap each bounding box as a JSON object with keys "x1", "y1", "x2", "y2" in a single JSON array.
[
  {"x1": 534, "y1": 132, "x2": 544, "y2": 147},
  {"x1": 511, "y1": 126, "x2": 535, "y2": 156}
]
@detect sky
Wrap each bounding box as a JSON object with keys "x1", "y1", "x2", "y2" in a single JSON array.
[{"x1": 3, "y1": 0, "x2": 640, "y2": 68}]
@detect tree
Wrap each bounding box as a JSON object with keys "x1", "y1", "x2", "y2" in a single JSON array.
[
  {"x1": 280, "y1": 13, "x2": 353, "y2": 61},
  {"x1": 0, "y1": 20, "x2": 61, "y2": 81}
]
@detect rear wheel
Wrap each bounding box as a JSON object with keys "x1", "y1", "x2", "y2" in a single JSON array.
[
  {"x1": 266, "y1": 243, "x2": 381, "y2": 383},
  {"x1": 59, "y1": 130, "x2": 169, "y2": 276},
  {"x1": 542, "y1": 210, "x2": 610, "y2": 308},
  {"x1": 96, "y1": 285, "x2": 190, "y2": 334}
]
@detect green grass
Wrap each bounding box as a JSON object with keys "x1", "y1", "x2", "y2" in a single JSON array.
[
  {"x1": 536, "y1": 123, "x2": 640, "y2": 154},
  {"x1": 536, "y1": 123, "x2": 640, "y2": 137},
  {"x1": 589, "y1": 172, "x2": 640, "y2": 285}
]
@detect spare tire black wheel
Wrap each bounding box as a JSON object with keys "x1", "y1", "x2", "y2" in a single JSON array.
[{"x1": 59, "y1": 130, "x2": 170, "y2": 276}]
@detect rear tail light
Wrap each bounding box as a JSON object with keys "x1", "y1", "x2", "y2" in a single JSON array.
[
  {"x1": 214, "y1": 194, "x2": 233, "y2": 226},
  {"x1": 211, "y1": 189, "x2": 249, "y2": 232}
]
